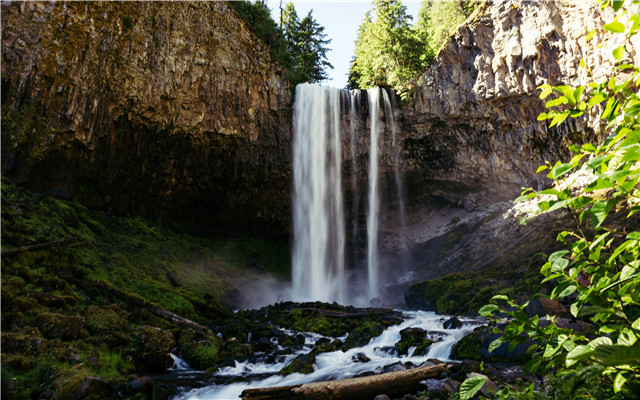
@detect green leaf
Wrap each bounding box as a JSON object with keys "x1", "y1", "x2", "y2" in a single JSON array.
[
  {"x1": 537, "y1": 112, "x2": 548, "y2": 121},
  {"x1": 604, "y1": 21, "x2": 626, "y2": 33},
  {"x1": 588, "y1": 92, "x2": 607, "y2": 108},
  {"x1": 546, "y1": 96, "x2": 569, "y2": 108},
  {"x1": 460, "y1": 376, "x2": 487, "y2": 400},
  {"x1": 539, "y1": 84, "x2": 552, "y2": 99},
  {"x1": 566, "y1": 344, "x2": 593, "y2": 367},
  {"x1": 632, "y1": 317, "x2": 640, "y2": 331},
  {"x1": 491, "y1": 294, "x2": 509, "y2": 302},
  {"x1": 536, "y1": 165, "x2": 549, "y2": 173},
  {"x1": 548, "y1": 162, "x2": 574, "y2": 179},
  {"x1": 579, "y1": 58, "x2": 586, "y2": 69},
  {"x1": 558, "y1": 284, "x2": 577, "y2": 298},
  {"x1": 614, "y1": 372, "x2": 628, "y2": 393},
  {"x1": 478, "y1": 304, "x2": 500, "y2": 316},
  {"x1": 543, "y1": 334, "x2": 568, "y2": 358},
  {"x1": 613, "y1": 46, "x2": 625, "y2": 61},
  {"x1": 592, "y1": 343, "x2": 640, "y2": 366},
  {"x1": 488, "y1": 338, "x2": 503, "y2": 354},
  {"x1": 612, "y1": 0, "x2": 624, "y2": 11},
  {"x1": 589, "y1": 199, "x2": 617, "y2": 227}
]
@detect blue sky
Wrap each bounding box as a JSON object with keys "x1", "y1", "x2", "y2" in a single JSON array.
[{"x1": 265, "y1": 1, "x2": 423, "y2": 88}]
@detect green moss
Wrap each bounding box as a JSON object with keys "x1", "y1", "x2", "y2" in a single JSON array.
[{"x1": 451, "y1": 330, "x2": 482, "y2": 360}]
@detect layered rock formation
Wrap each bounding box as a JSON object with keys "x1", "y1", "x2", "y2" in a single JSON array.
[
  {"x1": 1, "y1": 1, "x2": 292, "y2": 235},
  {"x1": 403, "y1": 0, "x2": 636, "y2": 206}
]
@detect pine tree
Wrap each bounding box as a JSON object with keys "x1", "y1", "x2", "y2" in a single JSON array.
[{"x1": 348, "y1": 0, "x2": 426, "y2": 97}]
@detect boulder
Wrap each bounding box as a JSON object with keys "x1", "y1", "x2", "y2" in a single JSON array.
[
  {"x1": 56, "y1": 376, "x2": 118, "y2": 400},
  {"x1": 280, "y1": 352, "x2": 316, "y2": 376},
  {"x1": 129, "y1": 326, "x2": 175, "y2": 372},
  {"x1": 34, "y1": 313, "x2": 85, "y2": 340},
  {"x1": 443, "y1": 317, "x2": 462, "y2": 329}
]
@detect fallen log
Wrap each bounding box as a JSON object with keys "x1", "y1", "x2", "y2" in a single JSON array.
[
  {"x1": 88, "y1": 279, "x2": 208, "y2": 332},
  {"x1": 1, "y1": 238, "x2": 80, "y2": 257},
  {"x1": 242, "y1": 362, "x2": 458, "y2": 400}
]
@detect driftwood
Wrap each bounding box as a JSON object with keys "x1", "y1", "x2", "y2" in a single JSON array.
[
  {"x1": 242, "y1": 362, "x2": 457, "y2": 400},
  {"x1": 1, "y1": 238, "x2": 80, "y2": 257},
  {"x1": 90, "y1": 279, "x2": 208, "y2": 332}
]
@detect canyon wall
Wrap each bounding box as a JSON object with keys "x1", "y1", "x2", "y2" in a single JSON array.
[
  {"x1": 1, "y1": 1, "x2": 292, "y2": 235},
  {"x1": 402, "y1": 0, "x2": 637, "y2": 208}
]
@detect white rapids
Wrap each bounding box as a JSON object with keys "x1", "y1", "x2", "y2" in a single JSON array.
[{"x1": 172, "y1": 311, "x2": 482, "y2": 400}]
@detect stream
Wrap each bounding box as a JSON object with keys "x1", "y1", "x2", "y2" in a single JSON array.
[{"x1": 172, "y1": 310, "x2": 483, "y2": 400}]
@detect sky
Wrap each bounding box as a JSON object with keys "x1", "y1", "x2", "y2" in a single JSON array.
[{"x1": 265, "y1": 1, "x2": 423, "y2": 88}]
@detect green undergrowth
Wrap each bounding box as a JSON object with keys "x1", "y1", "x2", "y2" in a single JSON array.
[
  {"x1": 406, "y1": 252, "x2": 549, "y2": 315},
  {"x1": 0, "y1": 176, "x2": 290, "y2": 398}
]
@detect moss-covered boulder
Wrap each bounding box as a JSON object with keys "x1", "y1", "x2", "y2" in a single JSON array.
[
  {"x1": 34, "y1": 313, "x2": 86, "y2": 340},
  {"x1": 311, "y1": 337, "x2": 343, "y2": 355},
  {"x1": 280, "y1": 352, "x2": 316, "y2": 376},
  {"x1": 84, "y1": 306, "x2": 126, "y2": 335},
  {"x1": 345, "y1": 321, "x2": 385, "y2": 348},
  {"x1": 396, "y1": 327, "x2": 435, "y2": 356},
  {"x1": 177, "y1": 329, "x2": 222, "y2": 371},
  {"x1": 55, "y1": 375, "x2": 119, "y2": 400},
  {"x1": 128, "y1": 326, "x2": 175, "y2": 372}
]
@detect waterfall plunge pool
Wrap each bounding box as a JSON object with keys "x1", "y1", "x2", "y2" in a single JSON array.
[{"x1": 171, "y1": 310, "x2": 484, "y2": 400}]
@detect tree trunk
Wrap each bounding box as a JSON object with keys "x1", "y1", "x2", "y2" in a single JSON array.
[{"x1": 242, "y1": 362, "x2": 458, "y2": 400}]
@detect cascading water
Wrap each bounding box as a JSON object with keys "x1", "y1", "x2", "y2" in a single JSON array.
[
  {"x1": 366, "y1": 88, "x2": 381, "y2": 301},
  {"x1": 292, "y1": 83, "x2": 345, "y2": 303},
  {"x1": 291, "y1": 83, "x2": 404, "y2": 304}
]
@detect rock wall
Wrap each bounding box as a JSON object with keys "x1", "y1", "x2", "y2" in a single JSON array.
[
  {"x1": 402, "y1": 0, "x2": 638, "y2": 207},
  {"x1": 1, "y1": 1, "x2": 292, "y2": 236}
]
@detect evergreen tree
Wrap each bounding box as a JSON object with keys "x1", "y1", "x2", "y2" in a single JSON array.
[
  {"x1": 416, "y1": 0, "x2": 483, "y2": 55},
  {"x1": 228, "y1": 1, "x2": 332, "y2": 86},
  {"x1": 348, "y1": 0, "x2": 426, "y2": 97}
]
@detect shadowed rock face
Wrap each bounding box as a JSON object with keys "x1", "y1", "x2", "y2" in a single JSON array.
[{"x1": 1, "y1": 1, "x2": 292, "y2": 236}]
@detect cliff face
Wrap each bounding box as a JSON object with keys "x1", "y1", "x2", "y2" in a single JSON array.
[
  {"x1": 402, "y1": 0, "x2": 637, "y2": 207},
  {"x1": 1, "y1": 1, "x2": 292, "y2": 235}
]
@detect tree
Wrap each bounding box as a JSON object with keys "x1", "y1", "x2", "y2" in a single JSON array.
[
  {"x1": 288, "y1": 9, "x2": 333, "y2": 83},
  {"x1": 228, "y1": 1, "x2": 332, "y2": 86},
  {"x1": 415, "y1": 0, "x2": 483, "y2": 55},
  {"x1": 348, "y1": 0, "x2": 426, "y2": 97},
  {"x1": 461, "y1": 1, "x2": 640, "y2": 399}
]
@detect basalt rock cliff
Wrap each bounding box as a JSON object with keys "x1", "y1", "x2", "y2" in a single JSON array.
[
  {"x1": 402, "y1": 0, "x2": 638, "y2": 208},
  {"x1": 2, "y1": 1, "x2": 292, "y2": 236}
]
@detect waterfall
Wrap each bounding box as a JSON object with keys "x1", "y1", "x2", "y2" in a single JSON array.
[
  {"x1": 291, "y1": 83, "x2": 404, "y2": 305},
  {"x1": 366, "y1": 88, "x2": 381, "y2": 301},
  {"x1": 292, "y1": 84, "x2": 345, "y2": 303}
]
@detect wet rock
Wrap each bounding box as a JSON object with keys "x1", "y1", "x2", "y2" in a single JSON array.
[
  {"x1": 352, "y1": 352, "x2": 371, "y2": 363},
  {"x1": 397, "y1": 327, "x2": 431, "y2": 356},
  {"x1": 373, "y1": 395, "x2": 390, "y2": 400},
  {"x1": 441, "y1": 378, "x2": 461, "y2": 396},
  {"x1": 280, "y1": 352, "x2": 316, "y2": 376},
  {"x1": 383, "y1": 361, "x2": 407, "y2": 373},
  {"x1": 422, "y1": 378, "x2": 443, "y2": 392},
  {"x1": 413, "y1": 339, "x2": 435, "y2": 356},
  {"x1": 129, "y1": 326, "x2": 175, "y2": 372},
  {"x1": 128, "y1": 376, "x2": 154, "y2": 394},
  {"x1": 376, "y1": 346, "x2": 398, "y2": 356},
  {"x1": 311, "y1": 337, "x2": 343, "y2": 355},
  {"x1": 34, "y1": 313, "x2": 85, "y2": 340},
  {"x1": 443, "y1": 316, "x2": 462, "y2": 329}
]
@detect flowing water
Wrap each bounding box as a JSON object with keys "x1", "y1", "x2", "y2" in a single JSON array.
[
  {"x1": 172, "y1": 311, "x2": 482, "y2": 400},
  {"x1": 291, "y1": 83, "x2": 404, "y2": 305},
  {"x1": 292, "y1": 84, "x2": 345, "y2": 303}
]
